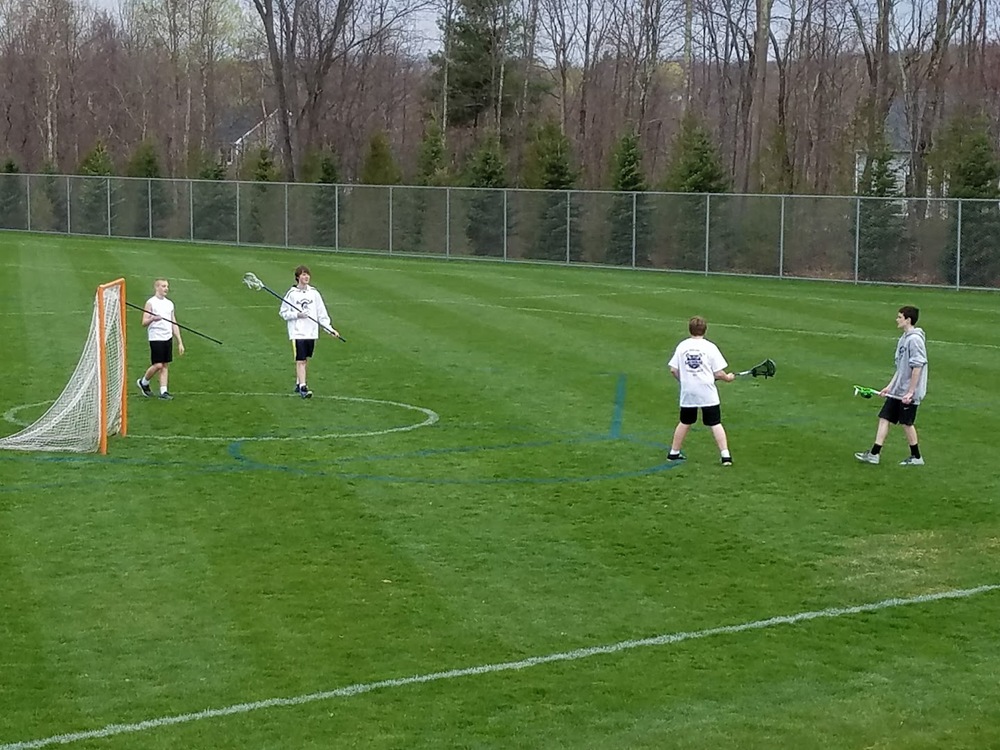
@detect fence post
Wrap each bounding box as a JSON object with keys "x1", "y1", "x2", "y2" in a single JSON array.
[
  {"x1": 503, "y1": 189, "x2": 508, "y2": 261},
  {"x1": 147, "y1": 178, "x2": 153, "y2": 239},
  {"x1": 334, "y1": 185, "x2": 340, "y2": 251},
  {"x1": 284, "y1": 182, "x2": 289, "y2": 247},
  {"x1": 566, "y1": 190, "x2": 571, "y2": 264},
  {"x1": 106, "y1": 177, "x2": 111, "y2": 236},
  {"x1": 704, "y1": 194, "x2": 711, "y2": 275},
  {"x1": 189, "y1": 180, "x2": 194, "y2": 241},
  {"x1": 65, "y1": 176, "x2": 71, "y2": 234},
  {"x1": 631, "y1": 192, "x2": 637, "y2": 268},
  {"x1": 388, "y1": 185, "x2": 393, "y2": 255},
  {"x1": 445, "y1": 187, "x2": 451, "y2": 259},
  {"x1": 25, "y1": 176, "x2": 31, "y2": 231},
  {"x1": 956, "y1": 199, "x2": 962, "y2": 290},
  {"x1": 235, "y1": 181, "x2": 241, "y2": 245},
  {"x1": 854, "y1": 196, "x2": 861, "y2": 284},
  {"x1": 779, "y1": 195, "x2": 785, "y2": 278}
]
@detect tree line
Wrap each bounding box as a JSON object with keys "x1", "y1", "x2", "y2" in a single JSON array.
[{"x1": 0, "y1": 0, "x2": 998, "y2": 197}]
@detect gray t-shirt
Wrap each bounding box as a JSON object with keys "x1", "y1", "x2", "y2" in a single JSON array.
[{"x1": 888, "y1": 327, "x2": 928, "y2": 404}]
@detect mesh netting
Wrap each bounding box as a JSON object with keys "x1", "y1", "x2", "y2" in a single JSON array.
[{"x1": 0, "y1": 281, "x2": 126, "y2": 453}]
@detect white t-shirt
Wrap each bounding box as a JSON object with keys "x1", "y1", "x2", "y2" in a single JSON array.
[
  {"x1": 145, "y1": 296, "x2": 175, "y2": 342},
  {"x1": 668, "y1": 336, "x2": 728, "y2": 407}
]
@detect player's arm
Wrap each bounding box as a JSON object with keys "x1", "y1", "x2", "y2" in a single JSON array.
[
  {"x1": 172, "y1": 314, "x2": 185, "y2": 355},
  {"x1": 279, "y1": 291, "x2": 300, "y2": 321},
  {"x1": 714, "y1": 368, "x2": 735, "y2": 382},
  {"x1": 141, "y1": 307, "x2": 159, "y2": 327},
  {"x1": 669, "y1": 367, "x2": 680, "y2": 381},
  {"x1": 315, "y1": 292, "x2": 338, "y2": 336},
  {"x1": 901, "y1": 365, "x2": 922, "y2": 403}
]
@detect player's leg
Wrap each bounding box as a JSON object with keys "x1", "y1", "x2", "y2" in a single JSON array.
[
  {"x1": 668, "y1": 407, "x2": 697, "y2": 460},
  {"x1": 294, "y1": 339, "x2": 314, "y2": 398},
  {"x1": 899, "y1": 404, "x2": 922, "y2": 465},
  {"x1": 703, "y1": 405, "x2": 732, "y2": 465}
]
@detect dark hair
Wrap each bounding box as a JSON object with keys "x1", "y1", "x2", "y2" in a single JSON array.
[
  {"x1": 689, "y1": 316, "x2": 707, "y2": 336},
  {"x1": 294, "y1": 265, "x2": 311, "y2": 282},
  {"x1": 898, "y1": 306, "x2": 919, "y2": 325}
]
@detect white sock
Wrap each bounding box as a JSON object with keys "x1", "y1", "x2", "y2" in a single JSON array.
[
  {"x1": 160, "y1": 386, "x2": 168, "y2": 394},
  {"x1": 140, "y1": 377, "x2": 149, "y2": 386},
  {"x1": 721, "y1": 449, "x2": 731, "y2": 459}
]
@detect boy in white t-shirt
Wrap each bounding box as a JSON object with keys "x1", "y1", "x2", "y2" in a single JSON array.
[
  {"x1": 666, "y1": 316, "x2": 735, "y2": 465},
  {"x1": 136, "y1": 278, "x2": 185, "y2": 400}
]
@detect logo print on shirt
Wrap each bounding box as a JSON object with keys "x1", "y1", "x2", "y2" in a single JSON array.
[{"x1": 685, "y1": 352, "x2": 703, "y2": 370}]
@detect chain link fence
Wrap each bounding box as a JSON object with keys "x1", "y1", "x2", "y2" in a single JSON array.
[{"x1": 0, "y1": 173, "x2": 997, "y2": 289}]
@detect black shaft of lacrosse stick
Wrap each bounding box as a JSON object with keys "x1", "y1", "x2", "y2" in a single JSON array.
[
  {"x1": 258, "y1": 283, "x2": 346, "y2": 342},
  {"x1": 124, "y1": 301, "x2": 224, "y2": 345}
]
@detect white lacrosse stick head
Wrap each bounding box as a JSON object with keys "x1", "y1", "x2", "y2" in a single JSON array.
[{"x1": 242, "y1": 272, "x2": 264, "y2": 290}]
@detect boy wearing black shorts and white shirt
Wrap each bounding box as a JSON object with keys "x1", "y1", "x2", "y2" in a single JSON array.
[
  {"x1": 667, "y1": 316, "x2": 736, "y2": 465},
  {"x1": 280, "y1": 265, "x2": 338, "y2": 399},
  {"x1": 137, "y1": 278, "x2": 184, "y2": 400}
]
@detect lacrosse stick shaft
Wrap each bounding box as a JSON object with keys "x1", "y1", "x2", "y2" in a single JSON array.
[{"x1": 125, "y1": 301, "x2": 223, "y2": 345}]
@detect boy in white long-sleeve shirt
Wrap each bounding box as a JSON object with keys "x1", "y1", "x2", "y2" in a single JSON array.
[{"x1": 279, "y1": 265, "x2": 339, "y2": 399}]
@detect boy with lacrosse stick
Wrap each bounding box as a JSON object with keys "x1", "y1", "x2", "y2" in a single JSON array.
[
  {"x1": 666, "y1": 316, "x2": 735, "y2": 466},
  {"x1": 137, "y1": 278, "x2": 185, "y2": 400},
  {"x1": 855, "y1": 305, "x2": 928, "y2": 466},
  {"x1": 280, "y1": 265, "x2": 339, "y2": 399}
]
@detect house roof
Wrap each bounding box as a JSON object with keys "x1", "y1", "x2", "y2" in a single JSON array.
[{"x1": 213, "y1": 108, "x2": 271, "y2": 147}]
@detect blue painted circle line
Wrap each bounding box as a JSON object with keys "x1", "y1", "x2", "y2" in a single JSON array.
[{"x1": 3, "y1": 393, "x2": 440, "y2": 441}]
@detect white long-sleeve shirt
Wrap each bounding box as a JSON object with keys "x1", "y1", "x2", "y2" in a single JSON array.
[{"x1": 279, "y1": 285, "x2": 331, "y2": 340}]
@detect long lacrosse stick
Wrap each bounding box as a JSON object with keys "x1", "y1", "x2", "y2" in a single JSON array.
[
  {"x1": 852, "y1": 385, "x2": 882, "y2": 399},
  {"x1": 242, "y1": 272, "x2": 346, "y2": 342},
  {"x1": 735, "y1": 358, "x2": 776, "y2": 378},
  {"x1": 124, "y1": 300, "x2": 223, "y2": 345}
]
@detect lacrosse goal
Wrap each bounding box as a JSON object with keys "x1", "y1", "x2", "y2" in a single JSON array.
[{"x1": 0, "y1": 278, "x2": 128, "y2": 454}]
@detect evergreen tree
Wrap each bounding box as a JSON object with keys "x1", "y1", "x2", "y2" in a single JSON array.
[
  {"x1": 940, "y1": 118, "x2": 1000, "y2": 286},
  {"x1": 124, "y1": 141, "x2": 167, "y2": 238},
  {"x1": 855, "y1": 138, "x2": 907, "y2": 281},
  {"x1": 400, "y1": 123, "x2": 448, "y2": 254},
  {"x1": 77, "y1": 142, "x2": 115, "y2": 235},
  {"x1": 660, "y1": 115, "x2": 729, "y2": 270},
  {"x1": 312, "y1": 151, "x2": 341, "y2": 248},
  {"x1": 42, "y1": 161, "x2": 67, "y2": 233},
  {"x1": 0, "y1": 159, "x2": 27, "y2": 230},
  {"x1": 606, "y1": 131, "x2": 650, "y2": 266},
  {"x1": 465, "y1": 136, "x2": 508, "y2": 256},
  {"x1": 524, "y1": 120, "x2": 581, "y2": 261},
  {"x1": 428, "y1": 0, "x2": 524, "y2": 129},
  {"x1": 192, "y1": 160, "x2": 236, "y2": 242},
  {"x1": 360, "y1": 132, "x2": 401, "y2": 185},
  {"x1": 245, "y1": 147, "x2": 279, "y2": 244}
]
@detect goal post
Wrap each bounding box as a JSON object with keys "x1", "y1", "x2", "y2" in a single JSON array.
[{"x1": 0, "y1": 278, "x2": 128, "y2": 454}]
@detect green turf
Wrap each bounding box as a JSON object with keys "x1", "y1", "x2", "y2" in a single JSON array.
[{"x1": 2, "y1": 232, "x2": 999, "y2": 749}]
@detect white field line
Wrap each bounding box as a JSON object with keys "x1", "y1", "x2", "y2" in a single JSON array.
[{"x1": 2, "y1": 584, "x2": 997, "y2": 750}]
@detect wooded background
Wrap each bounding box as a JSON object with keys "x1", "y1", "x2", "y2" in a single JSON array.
[{"x1": 0, "y1": 0, "x2": 998, "y2": 195}]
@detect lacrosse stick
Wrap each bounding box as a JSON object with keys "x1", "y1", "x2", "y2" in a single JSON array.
[
  {"x1": 124, "y1": 300, "x2": 223, "y2": 345},
  {"x1": 735, "y1": 358, "x2": 776, "y2": 378},
  {"x1": 852, "y1": 385, "x2": 882, "y2": 399},
  {"x1": 242, "y1": 272, "x2": 346, "y2": 342}
]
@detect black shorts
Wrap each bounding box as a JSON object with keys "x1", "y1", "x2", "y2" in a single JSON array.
[
  {"x1": 879, "y1": 397, "x2": 919, "y2": 426},
  {"x1": 149, "y1": 339, "x2": 173, "y2": 365},
  {"x1": 679, "y1": 404, "x2": 722, "y2": 427},
  {"x1": 294, "y1": 339, "x2": 316, "y2": 361}
]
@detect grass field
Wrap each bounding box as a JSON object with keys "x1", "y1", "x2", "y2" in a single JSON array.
[{"x1": 2, "y1": 232, "x2": 1000, "y2": 750}]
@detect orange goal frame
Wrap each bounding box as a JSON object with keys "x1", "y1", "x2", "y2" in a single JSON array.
[{"x1": 96, "y1": 278, "x2": 128, "y2": 454}]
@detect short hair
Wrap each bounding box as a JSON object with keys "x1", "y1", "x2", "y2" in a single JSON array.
[
  {"x1": 689, "y1": 316, "x2": 708, "y2": 336},
  {"x1": 294, "y1": 265, "x2": 311, "y2": 282},
  {"x1": 899, "y1": 305, "x2": 919, "y2": 325},
  {"x1": 153, "y1": 278, "x2": 168, "y2": 288}
]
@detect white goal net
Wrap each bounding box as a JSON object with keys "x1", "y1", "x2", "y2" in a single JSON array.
[{"x1": 0, "y1": 279, "x2": 128, "y2": 454}]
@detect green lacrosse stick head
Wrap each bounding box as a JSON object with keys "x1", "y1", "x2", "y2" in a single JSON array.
[{"x1": 853, "y1": 385, "x2": 879, "y2": 399}]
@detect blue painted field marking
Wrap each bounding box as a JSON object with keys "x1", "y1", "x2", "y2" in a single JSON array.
[{"x1": 609, "y1": 373, "x2": 626, "y2": 438}]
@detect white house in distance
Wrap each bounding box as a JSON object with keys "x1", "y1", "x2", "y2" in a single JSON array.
[{"x1": 213, "y1": 107, "x2": 284, "y2": 172}]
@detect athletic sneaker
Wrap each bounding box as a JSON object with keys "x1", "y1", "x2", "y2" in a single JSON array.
[
  {"x1": 159, "y1": 391, "x2": 174, "y2": 401},
  {"x1": 299, "y1": 386, "x2": 313, "y2": 399},
  {"x1": 854, "y1": 450, "x2": 880, "y2": 464},
  {"x1": 136, "y1": 378, "x2": 152, "y2": 397},
  {"x1": 667, "y1": 451, "x2": 686, "y2": 461},
  {"x1": 899, "y1": 456, "x2": 925, "y2": 466},
  {"x1": 721, "y1": 456, "x2": 733, "y2": 466}
]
